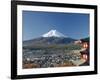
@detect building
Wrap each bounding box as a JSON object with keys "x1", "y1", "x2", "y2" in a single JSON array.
[{"x1": 80, "y1": 37, "x2": 89, "y2": 65}]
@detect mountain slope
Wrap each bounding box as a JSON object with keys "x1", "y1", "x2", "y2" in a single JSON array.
[{"x1": 23, "y1": 37, "x2": 76, "y2": 46}]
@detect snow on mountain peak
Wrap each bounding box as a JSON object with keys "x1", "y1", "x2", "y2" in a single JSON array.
[{"x1": 42, "y1": 29, "x2": 67, "y2": 37}]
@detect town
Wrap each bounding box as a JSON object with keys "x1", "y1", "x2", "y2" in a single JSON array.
[{"x1": 23, "y1": 47, "x2": 83, "y2": 68}]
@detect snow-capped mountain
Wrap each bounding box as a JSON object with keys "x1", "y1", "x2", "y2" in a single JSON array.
[
  {"x1": 42, "y1": 30, "x2": 67, "y2": 37},
  {"x1": 23, "y1": 29, "x2": 76, "y2": 47}
]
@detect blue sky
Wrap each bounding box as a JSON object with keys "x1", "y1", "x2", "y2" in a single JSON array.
[{"x1": 22, "y1": 11, "x2": 89, "y2": 41}]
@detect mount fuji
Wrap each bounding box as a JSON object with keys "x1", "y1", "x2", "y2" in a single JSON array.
[
  {"x1": 42, "y1": 30, "x2": 67, "y2": 38},
  {"x1": 23, "y1": 30, "x2": 76, "y2": 47}
]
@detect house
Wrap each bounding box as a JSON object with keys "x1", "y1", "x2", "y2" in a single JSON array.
[
  {"x1": 74, "y1": 40, "x2": 82, "y2": 44},
  {"x1": 80, "y1": 37, "x2": 89, "y2": 65}
]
